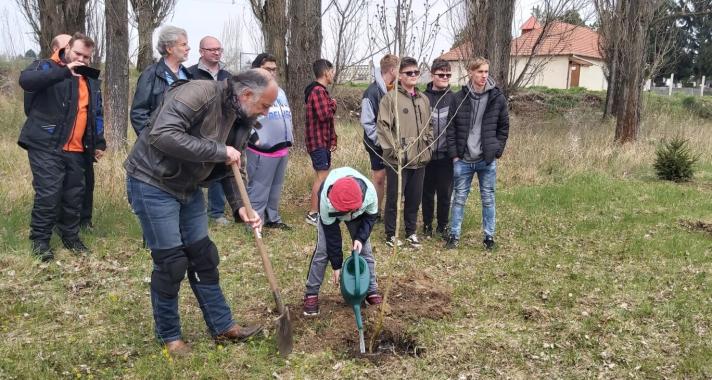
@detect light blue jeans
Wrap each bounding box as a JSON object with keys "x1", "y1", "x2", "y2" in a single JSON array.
[{"x1": 449, "y1": 159, "x2": 497, "y2": 239}]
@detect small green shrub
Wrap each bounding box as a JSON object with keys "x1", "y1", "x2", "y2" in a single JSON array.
[
  {"x1": 654, "y1": 137, "x2": 699, "y2": 182},
  {"x1": 681, "y1": 96, "x2": 712, "y2": 119}
]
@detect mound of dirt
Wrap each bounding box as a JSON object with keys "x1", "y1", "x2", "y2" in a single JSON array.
[
  {"x1": 257, "y1": 272, "x2": 451, "y2": 361},
  {"x1": 331, "y1": 86, "x2": 363, "y2": 121},
  {"x1": 679, "y1": 219, "x2": 712, "y2": 236}
]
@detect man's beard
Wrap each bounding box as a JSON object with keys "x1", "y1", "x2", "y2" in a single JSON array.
[{"x1": 234, "y1": 98, "x2": 258, "y2": 126}]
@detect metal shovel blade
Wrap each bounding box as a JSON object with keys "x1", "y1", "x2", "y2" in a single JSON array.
[{"x1": 276, "y1": 305, "x2": 293, "y2": 357}]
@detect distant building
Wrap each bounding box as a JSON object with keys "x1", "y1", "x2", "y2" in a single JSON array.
[
  {"x1": 337, "y1": 64, "x2": 372, "y2": 84},
  {"x1": 439, "y1": 17, "x2": 608, "y2": 91}
]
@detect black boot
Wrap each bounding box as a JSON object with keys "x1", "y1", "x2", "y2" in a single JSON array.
[{"x1": 31, "y1": 240, "x2": 54, "y2": 262}]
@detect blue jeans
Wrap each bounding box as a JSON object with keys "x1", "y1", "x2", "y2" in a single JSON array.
[
  {"x1": 449, "y1": 159, "x2": 497, "y2": 239},
  {"x1": 207, "y1": 181, "x2": 226, "y2": 219},
  {"x1": 127, "y1": 176, "x2": 234, "y2": 342}
]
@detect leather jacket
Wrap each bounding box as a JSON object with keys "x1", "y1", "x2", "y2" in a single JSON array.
[{"x1": 124, "y1": 80, "x2": 252, "y2": 210}]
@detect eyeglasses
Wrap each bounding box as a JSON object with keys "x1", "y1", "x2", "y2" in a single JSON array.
[
  {"x1": 200, "y1": 47, "x2": 223, "y2": 53},
  {"x1": 434, "y1": 73, "x2": 452, "y2": 79},
  {"x1": 401, "y1": 70, "x2": 420, "y2": 77}
]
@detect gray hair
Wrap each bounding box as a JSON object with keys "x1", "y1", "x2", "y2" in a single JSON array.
[
  {"x1": 156, "y1": 25, "x2": 187, "y2": 57},
  {"x1": 232, "y1": 69, "x2": 273, "y2": 99}
]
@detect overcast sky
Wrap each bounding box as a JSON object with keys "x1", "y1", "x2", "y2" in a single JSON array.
[{"x1": 1, "y1": 0, "x2": 567, "y2": 66}]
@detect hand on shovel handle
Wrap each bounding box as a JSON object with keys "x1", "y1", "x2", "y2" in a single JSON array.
[
  {"x1": 230, "y1": 163, "x2": 293, "y2": 357},
  {"x1": 237, "y1": 206, "x2": 262, "y2": 232}
]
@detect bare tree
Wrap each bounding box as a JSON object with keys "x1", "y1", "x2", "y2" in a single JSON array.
[
  {"x1": 0, "y1": 7, "x2": 26, "y2": 58},
  {"x1": 128, "y1": 0, "x2": 177, "y2": 72},
  {"x1": 369, "y1": 0, "x2": 441, "y2": 64},
  {"x1": 595, "y1": 0, "x2": 666, "y2": 143},
  {"x1": 86, "y1": 0, "x2": 105, "y2": 65},
  {"x1": 287, "y1": 0, "x2": 323, "y2": 151},
  {"x1": 324, "y1": 0, "x2": 366, "y2": 84},
  {"x1": 249, "y1": 0, "x2": 288, "y2": 83},
  {"x1": 15, "y1": 0, "x2": 89, "y2": 58},
  {"x1": 221, "y1": 16, "x2": 243, "y2": 73},
  {"x1": 104, "y1": 0, "x2": 129, "y2": 149},
  {"x1": 461, "y1": 0, "x2": 515, "y2": 94}
]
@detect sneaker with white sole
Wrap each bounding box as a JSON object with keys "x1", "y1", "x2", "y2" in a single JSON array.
[
  {"x1": 385, "y1": 235, "x2": 403, "y2": 247},
  {"x1": 305, "y1": 212, "x2": 318, "y2": 226},
  {"x1": 406, "y1": 234, "x2": 422, "y2": 248},
  {"x1": 303, "y1": 294, "x2": 319, "y2": 316}
]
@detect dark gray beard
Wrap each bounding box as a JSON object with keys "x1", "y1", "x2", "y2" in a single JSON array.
[{"x1": 234, "y1": 100, "x2": 258, "y2": 126}]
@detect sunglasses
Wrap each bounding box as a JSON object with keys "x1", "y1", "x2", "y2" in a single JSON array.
[
  {"x1": 401, "y1": 70, "x2": 420, "y2": 77},
  {"x1": 434, "y1": 73, "x2": 452, "y2": 79}
]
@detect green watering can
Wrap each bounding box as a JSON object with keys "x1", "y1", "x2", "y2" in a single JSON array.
[{"x1": 340, "y1": 249, "x2": 370, "y2": 353}]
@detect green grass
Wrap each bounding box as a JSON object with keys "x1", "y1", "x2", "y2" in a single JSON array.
[{"x1": 0, "y1": 72, "x2": 711, "y2": 378}]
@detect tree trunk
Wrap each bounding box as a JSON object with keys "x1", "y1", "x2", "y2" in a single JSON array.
[
  {"x1": 261, "y1": 0, "x2": 288, "y2": 84},
  {"x1": 105, "y1": 0, "x2": 130, "y2": 149},
  {"x1": 467, "y1": 0, "x2": 489, "y2": 58},
  {"x1": 135, "y1": 9, "x2": 155, "y2": 72},
  {"x1": 612, "y1": 0, "x2": 664, "y2": 143},
  {"x1": 487, "y1": 0, "x2": 514, "y2": 95},
  {"x1": 38, "y1": 0, "x2": 89, "y2": 58},
  {"x1": 287, "y1": 0, "x2": 322, "y2": 152},
  {"x1": 465, "y1": 0, "x2": 514, "y2": 93}
]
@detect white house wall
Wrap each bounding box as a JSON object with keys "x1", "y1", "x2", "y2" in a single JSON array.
[
  {"x1": 447, "y1": 56, "x2": 607, "y2": 91},
  {"x1": 577, "y1": 62, "x2": 608, "y2": 91}
]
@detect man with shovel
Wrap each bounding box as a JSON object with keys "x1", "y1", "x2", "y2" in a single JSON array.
[{"x1": 124, "y1": 68, "x2": 277, "y2": 356}]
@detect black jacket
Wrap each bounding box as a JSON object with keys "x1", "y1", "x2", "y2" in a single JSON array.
[
  {"x1": 18, "y1": 53, "x2": 106, "y2": 155},
  {"x1": 187, "y1": 62, "x2": 231, "y2": 81},
  {"x1": 446, "y1": 84, "x2": 509, "y2": 164},
  {"x1": 130, "y1": 58, "x2": 192, "y2": 136},
  {"x1": 423, "y1": 82, "x2": 455, "y2": 160}
]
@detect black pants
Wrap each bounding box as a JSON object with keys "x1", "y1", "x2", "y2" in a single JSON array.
[
  {"x1": 385, "y1": 166, "x2": 425, "y2": 237},
  {"x1": 421, "y1": 157, "x2": 453, "y2": 229},
  {"x1": 28, "y1": 149, "x2": 85, "y2": 242},
  {"x1": 80, "y1": 156, "x2": 95, "y2": 226}
]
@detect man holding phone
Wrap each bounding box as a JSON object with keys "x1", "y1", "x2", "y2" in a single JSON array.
[{"x1": 18, "y1": 32, "x2": 106, "y2": 261}]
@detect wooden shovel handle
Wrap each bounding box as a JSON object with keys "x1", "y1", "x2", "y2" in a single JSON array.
[{"x1": 230, "y1": 163, "x2": 284, "y2": 313}]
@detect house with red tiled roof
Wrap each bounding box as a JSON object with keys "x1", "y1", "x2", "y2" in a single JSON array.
[{"x1": 439, "y1": 16, "x2": 608, "y2": 91}]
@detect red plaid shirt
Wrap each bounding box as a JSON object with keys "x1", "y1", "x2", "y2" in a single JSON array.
[{"x1": 304, "y1": 82, "x2": 337, "y2": 153}]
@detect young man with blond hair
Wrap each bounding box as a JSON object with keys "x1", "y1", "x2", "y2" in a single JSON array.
[
  {"x1": 360, "y1": 54, "x2": 400, "y2": 220},
  {"x1": 445, "y1": 57, "x2": 510, "y2": 250}
]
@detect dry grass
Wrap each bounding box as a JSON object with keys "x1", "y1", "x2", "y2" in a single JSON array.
[{"x1": 1, "y1": 82, "x2": 711, "y2": 378}]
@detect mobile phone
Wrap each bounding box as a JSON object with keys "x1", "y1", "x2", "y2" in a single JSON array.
[{"x1": 73, "y1": 65, "x2": 101, "y2": 79}]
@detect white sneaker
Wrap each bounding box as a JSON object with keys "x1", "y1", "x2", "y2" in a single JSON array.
[
  {"x1": 406, "y1": 234, "x2": 422, "y2": 248},
  {"x1": 305, "y1": 212, "x2": 318, "y2": 226}
]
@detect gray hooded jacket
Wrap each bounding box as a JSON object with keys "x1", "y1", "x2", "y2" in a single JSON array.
[{"x1": 360, "y1": 66, "x2": 389, "y2": 147}]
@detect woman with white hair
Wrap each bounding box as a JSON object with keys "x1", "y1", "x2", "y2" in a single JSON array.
[{"x1": 130, "y1": 25, "x2": 192, "y2": 136}]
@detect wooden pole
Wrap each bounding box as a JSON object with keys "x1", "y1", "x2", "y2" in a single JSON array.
[{"x1": 668, "y1": 73, "x2": 674, "y2": 96}]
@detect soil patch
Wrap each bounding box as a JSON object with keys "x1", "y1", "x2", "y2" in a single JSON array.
[
  {"x1": 257, "y1": 272, "x2": 451, "y2": 361},
  {"x1": 680, "y1": 219, "x2": 712, "y2": 236}
]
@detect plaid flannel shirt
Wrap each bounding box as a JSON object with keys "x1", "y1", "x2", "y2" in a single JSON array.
[{"x1": 304, "y1": 83, "x2": 337, "y2": 153}]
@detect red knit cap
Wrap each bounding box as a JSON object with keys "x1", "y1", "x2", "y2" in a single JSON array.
[{"x1": 328, "y1": 177, "x2": 363, "y2": 212}]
